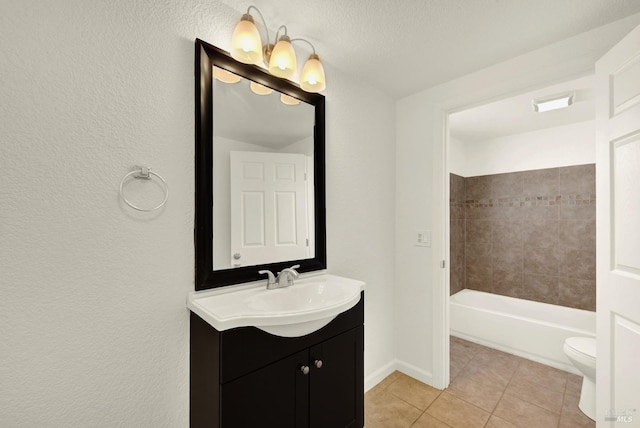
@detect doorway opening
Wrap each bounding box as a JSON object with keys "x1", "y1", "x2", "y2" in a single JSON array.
[{"x1": 444, "y1": 73, "x2": 597, "y2": 384}]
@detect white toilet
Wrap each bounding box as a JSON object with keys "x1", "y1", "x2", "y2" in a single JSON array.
[{"x1": 563, "y1": 336, "x2": 596, "y2": 420}]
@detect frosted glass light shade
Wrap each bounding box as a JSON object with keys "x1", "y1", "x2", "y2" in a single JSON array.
[
  {"x1": 532, "y1": 92, "x2": 574, "y2": 112},
  {"x1": 280, "y1": 94, "x2": 300, "y2": 105},
  {"x1": 213, "y1": 66, "x2": 241, "y2": 84},
  {"x1": 269, "y1": 36, "x2": 296, "y2": 78},
  {"x1": 300, "y1": 54, "x2": 326, "y2": 92},
  {"x1": 250, "y1": 81, "x2": 273, "y2": 95},
  {"x1": 231, "y1": 14, "x2": 263, "y2": 64}
]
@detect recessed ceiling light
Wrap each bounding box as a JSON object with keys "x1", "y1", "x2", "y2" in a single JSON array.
[{"x1": 532, "y1": 92, "x2": 574, "y2": 112}]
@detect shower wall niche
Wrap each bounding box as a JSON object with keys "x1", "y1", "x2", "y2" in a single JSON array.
[{"x1": 449, "y1": 165, "x2": 596, "y2": 311}]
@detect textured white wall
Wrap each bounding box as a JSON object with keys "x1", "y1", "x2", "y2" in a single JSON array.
[
  {"x1": 0, "y1": 1, "x2": 396, "y2": 426},
  {"x1": 458, "y1": 120, "x2": 596, "y2": 177},
  {"x1": 323, "y1": 72, "x2": 396, "y2": 389},
  {"x1": 396, "y1": 14, "x2": 640, "y2": 389}
]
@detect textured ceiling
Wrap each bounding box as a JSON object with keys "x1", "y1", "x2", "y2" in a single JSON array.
[{"x1": 221, "y1": 0, "x2": 640, "y2": 98}]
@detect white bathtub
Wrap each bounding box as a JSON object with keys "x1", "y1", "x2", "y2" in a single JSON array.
[{"x1": 450, "y1": 289, "x2": 596, "y2": 374}]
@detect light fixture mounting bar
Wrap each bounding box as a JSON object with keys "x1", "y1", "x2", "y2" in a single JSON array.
[
  {"x1": 290, "y1": 38, "x2": 317, "y2": 54},
  {"x1": 246, "y1": 5, "x2": 270, "y2": 45}
]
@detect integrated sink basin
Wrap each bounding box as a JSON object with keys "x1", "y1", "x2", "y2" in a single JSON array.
[{"x1": 187, "y1": 274, "x2": 365, "y2": 337}]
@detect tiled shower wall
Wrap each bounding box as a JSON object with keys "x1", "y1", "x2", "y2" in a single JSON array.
[
  {"x1": 449, "y1": 165, "x2": 596, "y2": 311},
  {"x1": 450, "y1": 174, "x2": 466, "y2": 295}
]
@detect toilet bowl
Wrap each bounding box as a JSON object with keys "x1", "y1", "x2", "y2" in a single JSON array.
[{"x1": 563, "y1": 337, "x2": 596, "y2": 421}]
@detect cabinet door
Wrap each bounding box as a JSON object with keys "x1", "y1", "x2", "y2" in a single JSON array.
[
  {"x1": 220, "y1": 349, "x2": 309, "y2": 428},
  {"x1": 309, "y1": 326, "x2": 364, "y2": 428}
]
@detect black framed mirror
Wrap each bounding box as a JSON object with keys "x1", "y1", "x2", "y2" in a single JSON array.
[{"x1": 195, "y1": 38, "x2": 326, "y2": 290}]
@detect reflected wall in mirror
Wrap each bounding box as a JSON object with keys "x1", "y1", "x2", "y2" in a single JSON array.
[{"x1": 195, "y1": 39, "x2": 326, "y2": 289}]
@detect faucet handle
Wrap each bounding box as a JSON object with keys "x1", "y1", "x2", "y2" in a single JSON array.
[
  {"x1": 276, "y1": 265, "x2": 301, "y2": 288},
  {"x1": 288, "y1": 264, "x2": 301, "y2": 278},
  {"x1": 258, "y1": 270, "x2": 276, "y2": 288}
]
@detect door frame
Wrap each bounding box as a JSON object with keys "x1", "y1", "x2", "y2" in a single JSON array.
[{"x1": 433, "y1": 70, "x2": 595, "y2": 388}]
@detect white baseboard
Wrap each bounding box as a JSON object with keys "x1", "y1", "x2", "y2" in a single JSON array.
[
  {"x1": 395, "y1": 359, "x2": 437, "y2": 389},
  {"x1": 364, "y1": 359, "x2": 398, "y2": 392},
  {"x1": 365, "y1": 359, "x2": 440, "y2": 392}
]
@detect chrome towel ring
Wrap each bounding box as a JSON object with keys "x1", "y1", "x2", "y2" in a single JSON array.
[{"x1": 119, "y1": 166, "x2": 168, "y2": 212}]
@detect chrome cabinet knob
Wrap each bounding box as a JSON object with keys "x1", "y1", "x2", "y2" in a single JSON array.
[
  {"x1": 300, "y1": 365, "x2": 310, "y2": 375},
  {"x1": 233, "y1": 253, "x2": 241, "y2": 260},
  {"x1": 314, "y1": 359, "x2": 323, "y2": 369}
]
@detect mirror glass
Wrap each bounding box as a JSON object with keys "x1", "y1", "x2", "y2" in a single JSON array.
[
  {"x1": 195, "y1": 39, "x2": 326, "y2": 290},
  {"x1": 212, "y1": 67, "x2": 315, "y2": 270}
]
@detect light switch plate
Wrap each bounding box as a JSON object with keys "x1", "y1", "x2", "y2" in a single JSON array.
[{"x1": 415, "y1": 230, "x2": 431, "y2": 247}]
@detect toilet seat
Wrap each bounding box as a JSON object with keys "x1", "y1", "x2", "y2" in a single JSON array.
[{"x1": 565, "y1": 337, "x2": 596, "y2": 361}]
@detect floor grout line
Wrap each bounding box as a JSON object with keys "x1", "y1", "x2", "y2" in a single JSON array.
[
  {"x1": 486, "y1": 361, "x2": 515, "y2": 426},
  {"x1": 366, "y1": 339, "x2": 592, "y2": 428}
]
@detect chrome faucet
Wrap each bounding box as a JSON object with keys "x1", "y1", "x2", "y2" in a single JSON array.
[
  {"x1": 258, "y1": 264, "x2": 300, "y2": 289},
  {"x1": 276, "y1": 264, "x2": 300, "y2": 288},
  {"x1": 258, "y1": 269, "x2": 277, "y2": 289}
]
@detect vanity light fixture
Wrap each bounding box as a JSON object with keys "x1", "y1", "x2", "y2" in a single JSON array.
[
  {"x1": 213, "y1": 66, "x2": 242, "y2": 84},
  {"x1": 230, "y1": 12, "x2": 263, "y2": 64},
  {"x1": 214, "y1": 65, "x2": 296, "y2": 105},
  {"x1": 249, "y1": 81, "x2": 273, "y2": 95},
  {"x1": 269, "y1": 33, "x2": 296, "y2": 78},
  {"x1": 532, "y1": 92, "x2": 574, "y2": 113},
  {"x1": 280, "y1": 94, "x2": 301, "y2": 105},
  {"x1": 300, "y1": 53, "x2": 326, "y2": 92},
  {"x1": 230, "y1": 5, "x2": 327, "y2": 93}
]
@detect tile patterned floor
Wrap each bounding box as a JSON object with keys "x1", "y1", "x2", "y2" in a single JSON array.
[{"x1": 365, "y1": 337, "x2": 595, "y2": 428}]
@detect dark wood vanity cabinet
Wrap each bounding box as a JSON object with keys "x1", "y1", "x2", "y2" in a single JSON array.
[{"x1": 190, "y1": 293, "x2": 364, "y2": 428}]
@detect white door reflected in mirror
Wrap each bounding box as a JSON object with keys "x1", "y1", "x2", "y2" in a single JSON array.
[{"x1": 229, "y1": 151, "x2": 313, "y2": 268}]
